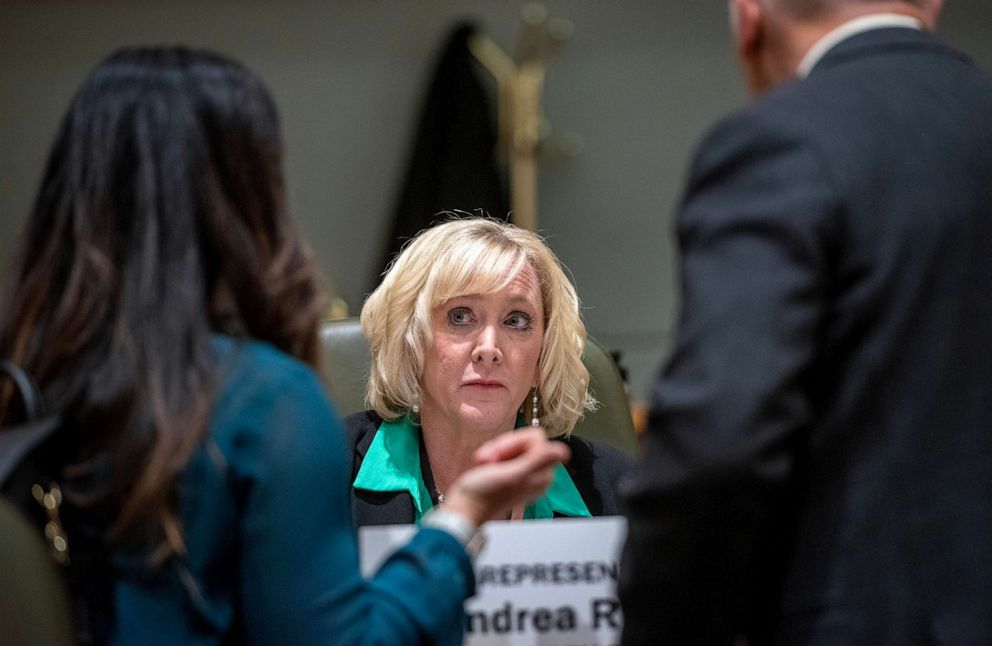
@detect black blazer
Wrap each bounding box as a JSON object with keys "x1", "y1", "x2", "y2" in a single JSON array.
[
  {"x1": 343, "y1": 410, "x2": 632, "y2": 527},
  {"x1": 620, "y1": 27, "x2": 992, "y2": 645}
]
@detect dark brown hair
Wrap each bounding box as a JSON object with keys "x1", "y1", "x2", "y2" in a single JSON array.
[{"x1": 0, "y1": 46, "x2": 325, "y2": 561}]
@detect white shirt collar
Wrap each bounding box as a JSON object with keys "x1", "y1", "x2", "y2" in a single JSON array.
[{"x1": 796, "y1": 13, "x2": 923, "y2": 78}]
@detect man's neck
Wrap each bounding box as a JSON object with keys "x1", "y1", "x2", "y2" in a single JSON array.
[
  {"x1": 795, "y1": 12, "x2": 923, "y2": 77},
  {"x1": 782, "y1": 3, "x2": 930, "y2": 80}
]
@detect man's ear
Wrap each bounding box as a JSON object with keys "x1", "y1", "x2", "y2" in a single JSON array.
[
  {"x1": 731, "y1": 0, "x2": 764, "y2": 60},
  {"x1": 922, "y1": 0, "x2": 944, "y2": 29}
]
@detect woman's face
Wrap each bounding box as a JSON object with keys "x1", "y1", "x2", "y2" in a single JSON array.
[{"x1": 420, "y1": 262, "x2": 545, "y2": 436}]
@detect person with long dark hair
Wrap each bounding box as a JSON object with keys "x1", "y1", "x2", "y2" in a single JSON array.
[{"x1": 0, "y1": 46, "x2": 568, "y2": 645}]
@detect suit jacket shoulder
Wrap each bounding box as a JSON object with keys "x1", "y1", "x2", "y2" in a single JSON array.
[
  {"x1": 343, "y1": 409, "x2": 380, "y2": 460},
  {"x1": 558, "y1": 434, "x2": 632, "y2": 516}
]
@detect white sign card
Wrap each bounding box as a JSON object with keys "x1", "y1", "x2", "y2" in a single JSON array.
[{"x1": 360, "y1": 516, "x2": 627, "y2": 646}]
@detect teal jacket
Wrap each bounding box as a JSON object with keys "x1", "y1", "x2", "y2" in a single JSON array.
[{"x1": 108, "y1": 337, "x2": 473, "y2": 645}]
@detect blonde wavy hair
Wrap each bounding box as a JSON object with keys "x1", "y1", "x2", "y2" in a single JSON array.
[{"x1": 362, "y1": 217, "x2": 595, "y2": 437}]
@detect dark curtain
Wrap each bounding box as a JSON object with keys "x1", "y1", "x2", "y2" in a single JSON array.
[{"x1": 375, "y1": 22, "x2": 508, "y2": 283}]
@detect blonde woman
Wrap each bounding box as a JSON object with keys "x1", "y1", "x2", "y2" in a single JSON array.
[{"x1": 346, "y1": 218, "x2": 631, "y2": 526}]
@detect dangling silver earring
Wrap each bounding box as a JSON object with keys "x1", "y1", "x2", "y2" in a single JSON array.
[{"x1": 531, "y1": 388, "x2": 540, "y2": 427}]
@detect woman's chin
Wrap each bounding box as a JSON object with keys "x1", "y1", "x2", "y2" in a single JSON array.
[{"x1": 455, "y1": 403, "x2": 516, "y2": 433}]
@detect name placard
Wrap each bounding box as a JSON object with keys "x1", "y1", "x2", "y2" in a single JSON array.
[{"x1": 360, "y1": 516, "x2": 627, "y2": 646}]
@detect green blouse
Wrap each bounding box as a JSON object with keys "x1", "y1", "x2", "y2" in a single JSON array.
[{"x1": 353, "y1": 416, "x2": 591, "y2": 521}]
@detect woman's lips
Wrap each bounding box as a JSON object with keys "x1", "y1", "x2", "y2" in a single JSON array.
[{"x1": 463, "y1": 380, "x2": 504, "y2": 389}]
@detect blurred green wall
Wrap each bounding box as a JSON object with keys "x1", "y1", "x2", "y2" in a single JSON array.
[{"x1": 1, "y1": 0, "x2": 989, "y2": 400}]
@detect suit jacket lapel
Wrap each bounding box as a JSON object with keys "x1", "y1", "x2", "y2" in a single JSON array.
[{"x1": 351, "y1": 421, "x2": 418, "y2": 527}]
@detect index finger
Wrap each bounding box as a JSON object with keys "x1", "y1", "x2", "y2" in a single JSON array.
[{"x1": 474, "y1": 427, "x2": 547, "y2": 464}]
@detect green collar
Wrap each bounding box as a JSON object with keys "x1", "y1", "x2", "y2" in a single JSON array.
[{"x1": 353, "y1": 416, "x2": 591, "y2": 521}]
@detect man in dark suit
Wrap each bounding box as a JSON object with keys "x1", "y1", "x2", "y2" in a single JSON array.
[{"x1": 620, "y1": 0, "x2": 992, "y2": 643}]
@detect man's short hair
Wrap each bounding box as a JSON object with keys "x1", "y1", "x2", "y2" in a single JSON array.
[{"x1": 361, "y1": 217, "x2": 596, "y2": 436}]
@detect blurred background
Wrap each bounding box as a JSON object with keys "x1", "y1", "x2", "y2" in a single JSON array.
[{"x1": 2, "y1": 0, "x2": 990, "y2": 405}]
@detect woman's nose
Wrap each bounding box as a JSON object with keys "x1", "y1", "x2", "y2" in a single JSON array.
[{"x1": 471, "y1": 325, "x2": 502, "y2": 364}]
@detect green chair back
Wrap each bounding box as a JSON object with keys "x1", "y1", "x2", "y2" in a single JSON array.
[
  {"x1": 320, "y1": 317, "x2": 370, "y2": 416},
  {"x1": 575, "y1": 337, "x2": 639, "y2": 455}
]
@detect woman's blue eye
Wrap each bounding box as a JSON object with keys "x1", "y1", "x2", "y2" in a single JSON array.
[
  {"x1": 448, "y1": 307, "x2": 473, "y2": 325},
  {"x1": 505, "y1": 312, "x2": 533, "y2": 330}
]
